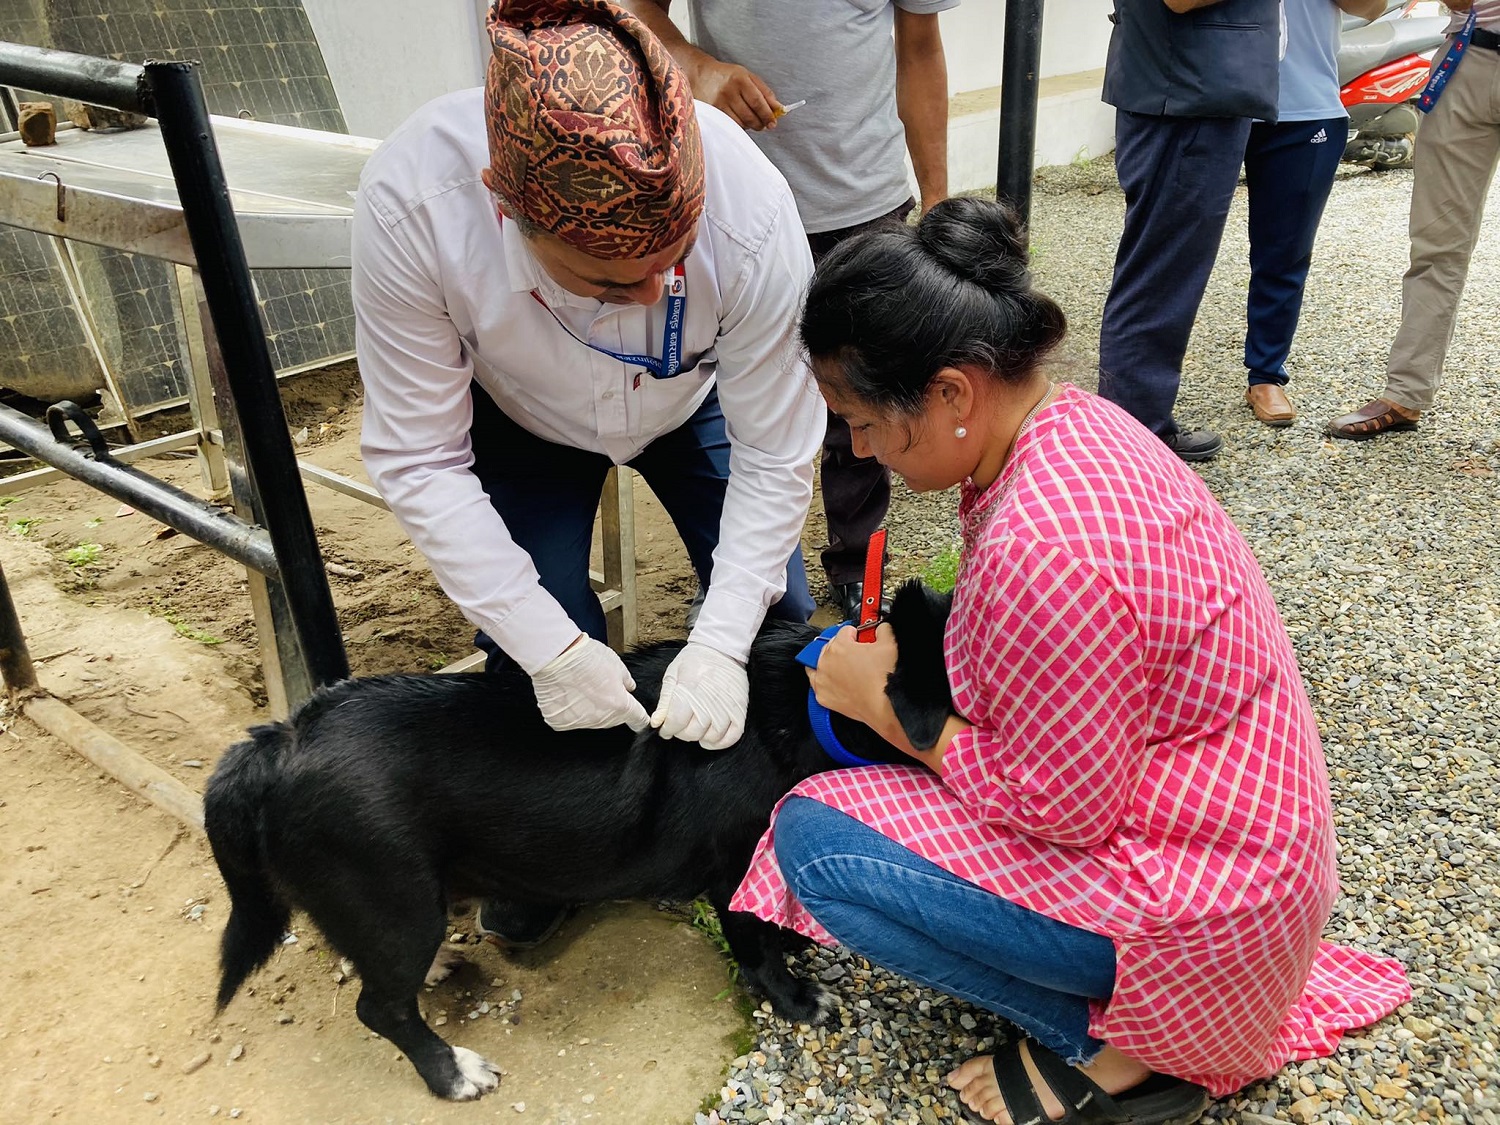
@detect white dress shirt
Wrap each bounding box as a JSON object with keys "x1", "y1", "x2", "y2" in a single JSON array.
[{"x1": 352, "y1": 89, "x2": 824, "y2": 674}]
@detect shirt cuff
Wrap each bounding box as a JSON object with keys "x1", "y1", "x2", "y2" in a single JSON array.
[
  {"x1": 688, "y1": 584, "x2": 772, "y2": 664},
  {"x1": 485, "y1": 586, "x2": 584, "y2": 676}
]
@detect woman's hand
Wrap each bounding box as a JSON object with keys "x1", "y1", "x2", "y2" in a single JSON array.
[
  {"x1": 807, "y1": 623, "x2": 903, "y2": 736},
  {"x1": 808, "y1": 622, "x2": 966, "y2": 772}
]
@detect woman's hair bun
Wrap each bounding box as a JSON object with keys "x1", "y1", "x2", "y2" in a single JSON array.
[{"x1": 914, "y1": 196, "x2": 1031, "y2": 293}]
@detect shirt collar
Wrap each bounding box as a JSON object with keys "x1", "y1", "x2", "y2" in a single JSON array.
[{"x1": 499, "y1": 212, "x2": 599, "y2": 311}]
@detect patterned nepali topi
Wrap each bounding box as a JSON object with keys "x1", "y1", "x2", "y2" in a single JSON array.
[{"x1": 482, "y1": 0, "x2": 705, "y2": 260}]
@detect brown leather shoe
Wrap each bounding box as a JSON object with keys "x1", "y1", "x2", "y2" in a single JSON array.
[
  {"x1": 1245, "y1": 384, "x2": 1296, "y2": 426},
  {"x1": 1325, "y1": 398, "x2": 1421, "y2": 441}
]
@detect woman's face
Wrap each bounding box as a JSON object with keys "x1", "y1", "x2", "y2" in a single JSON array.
[{"x1": 819, "y1": 370, "x2": 976, "y2": 493}]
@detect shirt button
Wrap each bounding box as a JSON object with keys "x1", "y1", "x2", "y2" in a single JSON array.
[{"x1": 601, "y1": 390, "x2": 615, "y2": 400}]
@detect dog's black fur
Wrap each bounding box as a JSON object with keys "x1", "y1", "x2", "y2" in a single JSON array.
[{"x1": 204, "y1": 580, "x2": 953, "y2": 1100}]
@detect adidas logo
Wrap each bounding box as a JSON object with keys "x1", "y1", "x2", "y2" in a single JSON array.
[{"x1": 1311, "y1": 128, "x2": 1328, "y2": 144}]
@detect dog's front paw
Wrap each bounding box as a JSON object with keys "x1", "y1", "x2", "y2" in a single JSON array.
[
  {"x1": 425, "y1": 945, "x2": 466, "y2": 986},
  {"x1": 766, "y1": 978, "x2": 835, "y2": 1026},
  {"x1": 446, "y1": 1046, "x2": 501, "y2": 1100}
]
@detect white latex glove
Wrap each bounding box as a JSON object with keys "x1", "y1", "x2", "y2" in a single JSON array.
[
  {"x1": 532, "y1": 635, "x2": 650, "y2": 733},
  {"x1": 650, "y1": 642, "x2": 750, "y2": 750}
]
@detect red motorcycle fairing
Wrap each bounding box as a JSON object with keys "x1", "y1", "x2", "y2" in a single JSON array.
[{"x1": 1342, "y1": 52, "x2": 1434, "y2": 106}]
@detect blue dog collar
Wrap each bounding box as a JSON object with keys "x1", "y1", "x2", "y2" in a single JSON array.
[{"x1": 794, "y1": 624, "x2": 882, "y2": 768}]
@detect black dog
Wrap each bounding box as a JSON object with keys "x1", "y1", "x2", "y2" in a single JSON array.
[{"x1": 204, "y1": 580, "x2": 953, "y2": 1100}]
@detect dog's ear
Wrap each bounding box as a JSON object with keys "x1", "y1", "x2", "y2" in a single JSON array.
[{"x1": 883, "y1": 579, "x2": 955, "y2": 751}]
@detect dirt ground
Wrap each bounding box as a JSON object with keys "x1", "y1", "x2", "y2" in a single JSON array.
[{"x1": 0, "y1": 366, "x2": 830, "y2": 1124}]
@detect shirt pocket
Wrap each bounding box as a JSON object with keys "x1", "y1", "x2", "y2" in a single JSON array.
[
  {"x1": 1109, "y1": 838, "x2": 1176, "y2": 923},
  {"x1": 681, "y1": 347, "x2": 718, "y2": 381}
]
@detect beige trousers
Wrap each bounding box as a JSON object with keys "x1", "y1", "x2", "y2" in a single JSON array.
[{"x1": 1385, "y1": 42, "x2": 1500, "y2": 412}]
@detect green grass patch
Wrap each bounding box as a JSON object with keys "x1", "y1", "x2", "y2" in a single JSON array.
[
  {"x1": 920, "y1": 544, "x2": 962, "y2": 594},
  {"x1": 64, "y1": 542, "x2": 104, "y2": 568},
  {"x1": 157, "y1": 607, "x2": 225, "y2": 646},
  {"x1": 685, "y1": 900, "x2": 764, "y2": 1115},
  {"x1": 690, "y1": 899, "x2": 739, "y2": 982},
  {"x1": 9, "y1": 515, "x2": 42, "y2": 536}
]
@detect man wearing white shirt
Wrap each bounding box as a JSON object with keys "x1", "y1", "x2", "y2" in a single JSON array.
[{"x1": 351, "y1": 0, "x2": 822, "y2": 942}]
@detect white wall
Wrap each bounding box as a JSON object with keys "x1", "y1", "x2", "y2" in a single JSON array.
[
  {"x1": 940, "y1": 0, "x2": 1114, "y2": 91},
  {"x1": 938, "y1": 0, "x2": 1116, "y2": 188},
  {"x1": 302, "y1": 0, "x2": 1116, "y2": 178},
  {"x1": 302, "y1": 0, "x2": 489, "y2": 139}
]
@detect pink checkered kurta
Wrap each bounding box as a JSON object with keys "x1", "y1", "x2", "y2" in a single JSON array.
[{"x1": 732, "y1": 385, "x2": 1411, "y2": 1096}]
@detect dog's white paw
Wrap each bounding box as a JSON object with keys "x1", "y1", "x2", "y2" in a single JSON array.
[
  {"x1": 812, "y1": 983, "x2": 838, "y2": 1024},
  {"x1": 448, "y1": 1046, "x2": 501, "y2": 1100},
  {"x1": 425, "y1": 945, "x2": 466, "y2": 986}
]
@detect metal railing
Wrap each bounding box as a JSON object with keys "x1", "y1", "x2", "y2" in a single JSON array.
[
  {"x1": 0, "y1": 42, "x2": 348, "y2": 695},
  {"x1": 0, "y1": 42, "x2": 351, "y2": 827}
]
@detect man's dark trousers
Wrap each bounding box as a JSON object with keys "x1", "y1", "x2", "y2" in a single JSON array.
[
  {"x1": 1243, "y1": 116, "x2": 1347, "y2": 386},
  {"x1": 807, "y1": 199, "x2": 912, "y2": 587},
  {"x1": 1098, "y1": 111, "x2": 1253, "y2": 438},
  {"x1": 467, "y1": 383, "x2": 815, "y2": 671}
]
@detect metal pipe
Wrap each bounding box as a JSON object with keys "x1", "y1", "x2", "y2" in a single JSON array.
[
  {"x1": 996, "y1": 0, "x2": 1046, "y2": 239},
  {"x1": 144, "y1": 61, "x2": 349, "y2": 687},
  {"x1": 0, "y1": 562, "x2": 39, "y2": 695},
  {"x1": 24, "y1": 695, "x2": 204, "y2": 831},
  {"x1": 0, "y1": 41, "x2": 153, "y2": 117},
  {"x1": 0, "y1": 404, "x2": 278, "y2": 575}
]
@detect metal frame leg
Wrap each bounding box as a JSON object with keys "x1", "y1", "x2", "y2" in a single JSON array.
[
  {"x1": 0, "y1": 561, "x2": 38, "y2": 695},
  {"x1": 191, "y1": 273, "x2": 312, "y2": 716},
  {"x1": 173, "y1": 264, "x2": 230, "y2": 498},
  {"x1": 599, "y1": 466, "x2": 638, "y2": 651}
]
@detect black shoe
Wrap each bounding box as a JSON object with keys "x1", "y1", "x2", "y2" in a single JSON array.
[
  {"x1": 475, "y1": 899, "x2": 571, "y2": 950},
  {"x1": 1161, "y1": 428, "x2": 1222, "y2": 462},
  {"x1": 830, "y1": 581, "x2": 892, "y2": 625}
]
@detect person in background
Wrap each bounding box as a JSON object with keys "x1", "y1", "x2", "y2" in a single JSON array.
[
  {"x1": 1097, "y1": 0, "x2": 1282, "y2": 461},
  {"x1": 622, "y1": 0, "x2": 954, "y2": 623},
  {"x1": 352, "y1": 0, "x2": 821, "y2": 944},
  {"x1": 1242, "y1": 0, "x2": 1389, "y2": 428},
  {"x1": 732, "y1": 197, "x2": 1411, "y2": 1125},
  {"x1": 1327, "y1": 0, "x2": 1500, "y2": 439}
]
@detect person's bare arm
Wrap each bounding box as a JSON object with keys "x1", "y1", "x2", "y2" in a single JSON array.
[
  {"x1": 618, "y1": 0, "x2": 782, "y2": 129},
  {"x1": 1336, "y1": 0, "x2": 1393, "y2": 20},
  {"x1": 894, "y1": 9, "x2": 950, "y2": 214}
]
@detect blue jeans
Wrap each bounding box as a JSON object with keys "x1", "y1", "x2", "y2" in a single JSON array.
[
  {"x1": 773, "y1": 797, "x2": 1116, "y2": 1064},
  {"x1": 467, "y1": 383, "x2": 814, "y2": 669}
]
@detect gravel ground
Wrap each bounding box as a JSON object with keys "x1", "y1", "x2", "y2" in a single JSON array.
[{"x1": 704, "y1": 159, "x2": 1500, "y2": 1125}]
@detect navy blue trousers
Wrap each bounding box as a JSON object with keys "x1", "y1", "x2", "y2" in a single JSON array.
[
  {"x1": 1243, "y1": 116, "x2": 1347, "y2": 386},
  {"x1": 1098, "y1": 111, "x2": 1253, "y2": 437},
  {"x1": 467, "y1": 383, "x2": 814, "y2": 670}
]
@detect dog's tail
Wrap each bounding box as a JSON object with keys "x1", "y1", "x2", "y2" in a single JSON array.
[{"x1": 203, "y1": 723, "x2": 292, "y2": 1012}]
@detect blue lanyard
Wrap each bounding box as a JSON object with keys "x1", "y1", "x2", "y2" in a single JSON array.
[
  {"x1": 530, "y1": 262, "x2": 688, "y2": 379},
  {"x1": 1419, "y1": 9, "x2": 1477, "y2": 115}
]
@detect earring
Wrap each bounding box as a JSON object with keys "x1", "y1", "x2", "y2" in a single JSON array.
[{"x1": 955, "y1": 425, "x2": 968, "y2": 439}]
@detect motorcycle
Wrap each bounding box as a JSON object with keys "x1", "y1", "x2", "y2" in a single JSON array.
[{"x1": 1338, "y1": 0, "x2": 1450, "y2": 170}]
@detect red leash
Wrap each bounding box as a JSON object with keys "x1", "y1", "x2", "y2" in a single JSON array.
[{"x1": 855, "y1": 528, "x2": 887, "y2": 643}]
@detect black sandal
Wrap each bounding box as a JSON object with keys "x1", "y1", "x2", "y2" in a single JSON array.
[{"x1": 957, "y1": 1038, "x2": 1211, "y2": 1125}]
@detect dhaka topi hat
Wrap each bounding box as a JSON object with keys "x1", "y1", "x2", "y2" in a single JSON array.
[{"x1": 481, "y1": 0, "x2": 705, "y2": 261}]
